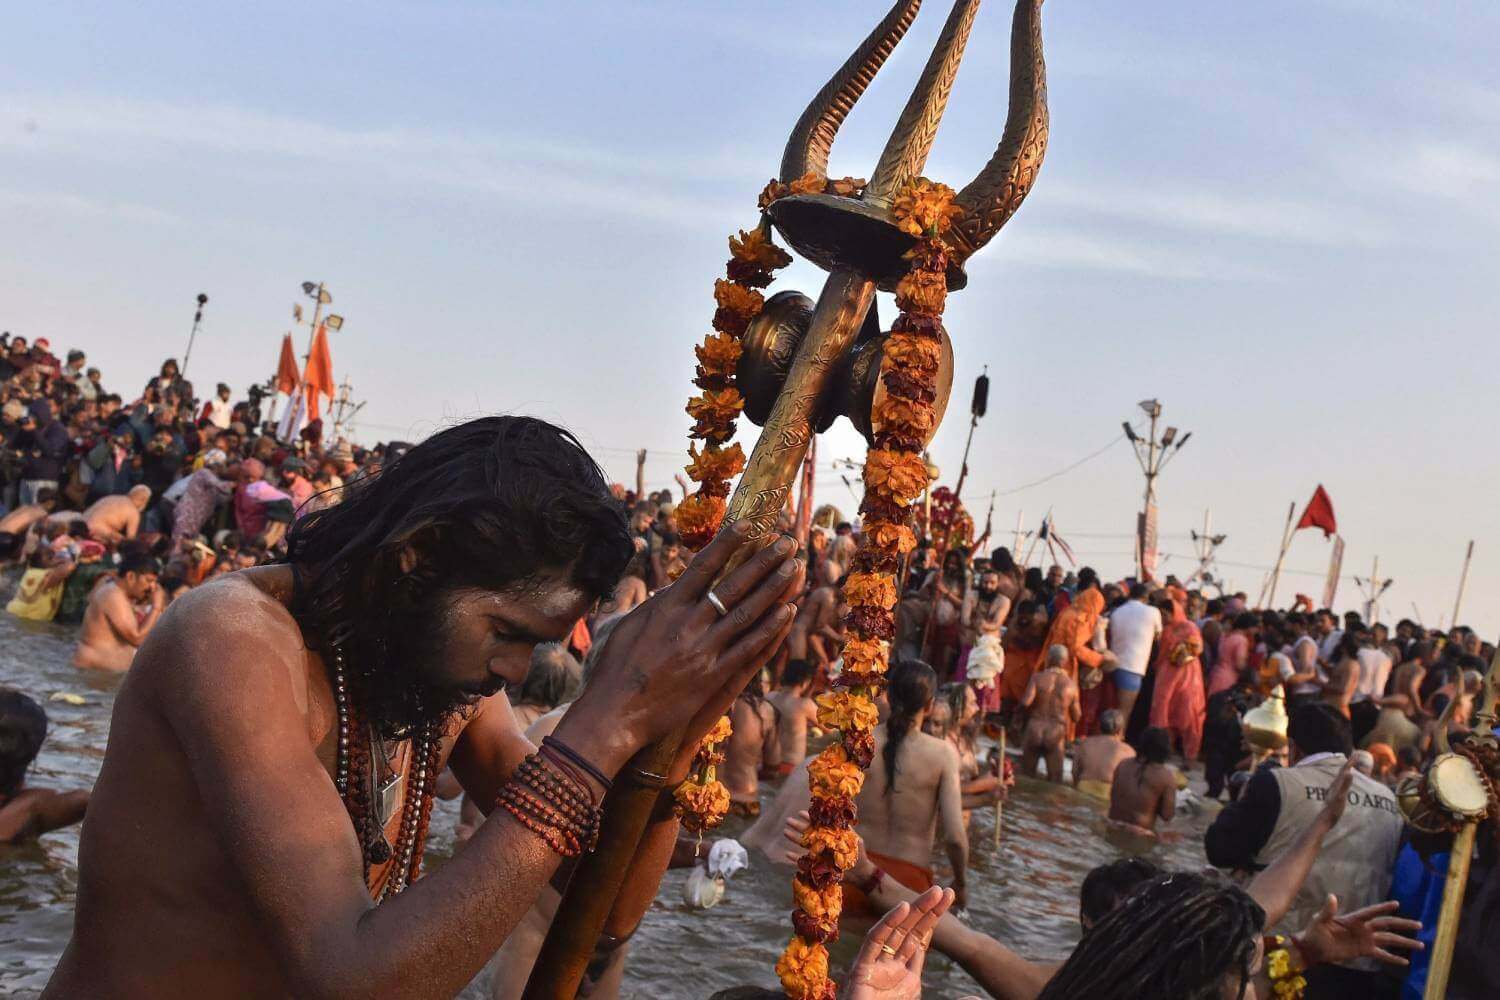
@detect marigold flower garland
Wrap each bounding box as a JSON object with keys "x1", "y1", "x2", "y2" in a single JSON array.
[
  {"x1": 674, "y1": 175, "x2": 866, "y2": 836},
  {"x1": 777, "y1": 178, "x2": 960, "y2": 1000}
]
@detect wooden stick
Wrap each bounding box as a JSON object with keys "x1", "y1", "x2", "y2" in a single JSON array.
[
  {"x1": 1423, "y1": 820, "x2": 1476, "y2": 1000},
  {"x1": 521, "y1": 737, "x2": 680, "y2": 999},
  {"x1": 993, "y1": 728, "x2": 1006, "y2": 850},
  {"x1": 1260, "y1": 501, "x2": 1296, "y2": 608}
]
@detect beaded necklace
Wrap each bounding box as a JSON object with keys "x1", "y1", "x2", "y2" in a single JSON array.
[{"x1": 331, "y1": 647, "x2": 439, "y2": 901}]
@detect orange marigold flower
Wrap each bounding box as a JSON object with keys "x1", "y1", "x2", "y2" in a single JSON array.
[
  {"x1": 892, "y1": 177, "x2": 963, "y2": 236},
  {"x1": 807, "y1": 745, "x2": 865, "y2": 799},
  {"x1": 729, "y1": 228, "x2": 793, "y2": 271},
  {"x1": 674, "y1": 778, "x2": 730, "y2": 832},
  {"x1": 865, "y1": 522, "x2": 916, "y2": 559},
  {"x1": 843, "y1": 571, "x2": 897, "y2": 611},
  {"x1": 686, "y1": 386, "x2": 744, "y2": 426},
  {"x1": 793, "y1": 878, "x2": 844, "y2": 922},
  {"x1": 815, "y1": 690, "x2": 880, "y2": 733},
  {"x1": 873, "y1": 395, "x2": 936, "y2": 438},
  {"x1": 695, "y1": 332, "x2": 743, "y2": 378},
  {"x1": 685, "y1": 442, "x2": 746, "y2": 486},
  {"x1": 757, "y1": 178, "x2": 787, "y2": 210},
  {"x1": 675, "y1": 493, "x2": 726, "y2": 549},
  {"x1": 713, "y1": 279, "x2": 765, "y2": 320},
  {"x1": 826, "y1": 176, "x2": 867, "y2": 197},
  {"x1": 786, "y1": 171, "x2": 825, "y2": 196},
  {"x1": 883, "y1": 332, "x2": 943, "y2": 370},
  {"x1": 701, "y1": 715, "x2": 733, "y2": 747},
  {"x1": 841, "y1": 636, "x2": 890, "y2": 674},
  {"x1": 894, "y1": 267, "x2": 947, "y2": 315},
  {"x1": 802, "y1": 823, "x2": 860, "y2": 871},
  {"x1": 776, "y1": 938, "x2": 830, "y2": 1000},
  {"x1": 864, "y1": 448, "x2": 930, "y2": 503}
]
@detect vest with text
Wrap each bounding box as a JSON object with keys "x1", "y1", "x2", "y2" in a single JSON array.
[{"x1": 1252, "y1": 754, "x2": 1403, "y2": 969}]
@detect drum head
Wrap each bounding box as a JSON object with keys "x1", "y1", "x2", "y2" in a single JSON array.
[{"x1": 1431, "y1": 753, "x2": 1489, "y2": 818}]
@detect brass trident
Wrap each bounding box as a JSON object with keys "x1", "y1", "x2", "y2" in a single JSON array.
[
  {"x1": 726, "y1": 0, "x2": 1050, "y2": 551},
  {"x1": 525, "y1": 4, "x2": 1048, "y2": 996}
]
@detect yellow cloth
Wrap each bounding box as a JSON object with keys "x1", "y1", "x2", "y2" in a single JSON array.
[
  {"x1": 1076, "y1": 778, "x2": 1112, "y2": 800},
  {"x1": 7, "y1": 567, "x2": 64, "y2": 621}
]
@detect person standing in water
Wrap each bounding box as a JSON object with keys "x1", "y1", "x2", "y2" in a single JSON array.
[
  {"x1": 765, "y1": 658, "x2": 819, "y2": 777},
  {"x1": 1107, "y1": 726, "x2": 1177, "y2": 836},
  {"x1": 847, "y1": 661, "x2": 968, "y2": 915},
  {"x1": 1020, "y1": 645, "x2": 1079, "y2": 782},
  {"x1": 1072, "y1": 708, "x2": 1134, "y2": 800},
  {"x1": 71, "y1": 552, "x2": 165, "y2": 671}
]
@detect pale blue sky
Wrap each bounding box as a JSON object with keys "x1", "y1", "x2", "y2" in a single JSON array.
[{"x1": 5, "y1": 1, "x2": 1500, "y2": 630}]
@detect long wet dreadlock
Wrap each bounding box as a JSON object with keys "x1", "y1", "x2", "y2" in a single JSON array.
[{"x1": 1037, "y1": 871, "x2": 1265, "y2": 1000}]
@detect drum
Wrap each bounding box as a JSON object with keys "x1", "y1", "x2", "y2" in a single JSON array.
[{"x1": 1429, "y1": 753, "x2": 1489, "y2": 820}]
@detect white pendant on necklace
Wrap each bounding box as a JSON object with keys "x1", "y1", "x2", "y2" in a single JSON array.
[{"x1": 377, "y1": 772, "x2": 401, "y2": 826}]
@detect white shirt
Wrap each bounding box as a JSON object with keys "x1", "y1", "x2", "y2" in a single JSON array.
[
  {"x1": 1353, "y1": 647, "x2": 1393, "y2": 703},
  {"x1": 1317, "y1": 629, "x2": 1343, "y2": 663},
  {"x1": 204, "y1": 398, "x2": 233, "y2": 431},
  {"x1": 1107, "y1": 599, "x2": 1163, "y2": 676},
  {"x1": 1289, "y1": 635, "x2": 1323, "y2": 695}
]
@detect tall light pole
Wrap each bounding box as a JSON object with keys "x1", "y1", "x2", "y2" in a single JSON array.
[
  {"x1": 1354, "y1": 557, "x2": 1394, "y2": 625},
  {"x1": 1188, "y1": 508, "x2": 1227, "y2": 585},
  {"x1": 1124, "y1": 399, "x2": 1191, "y2": 581}
]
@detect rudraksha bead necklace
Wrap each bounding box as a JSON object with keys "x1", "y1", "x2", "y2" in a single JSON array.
[{"x1": 331, "y1": 646, "x2": 439, "y2": 901}]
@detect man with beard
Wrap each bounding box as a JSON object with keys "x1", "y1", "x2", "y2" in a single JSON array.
[{"x1": 44, "y1": 416, "x2": 803, "y2": 999}]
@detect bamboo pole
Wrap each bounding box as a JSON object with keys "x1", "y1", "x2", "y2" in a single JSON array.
[
  {"x1": 1260, "y1": 502, "x2": 1296, "y2": 609},
  {"x1": 1422, "y1": 821, "x2": 1476, "y2": 1000}
]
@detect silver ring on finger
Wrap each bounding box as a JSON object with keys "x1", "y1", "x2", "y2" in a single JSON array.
[{"x1": 706, "y1": 590, "x2": 728, "y2": 617}]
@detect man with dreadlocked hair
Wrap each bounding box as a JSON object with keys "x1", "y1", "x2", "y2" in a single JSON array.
[
  {"x1": 1040, "y1": 869, "x2": 1424, "y2": 1000},
  {"x1": 45, "y1": 416, "x2": 805, "y2": 998},
  {"x1": 1038, "y1": 872, "x2": 1267, "y2": 999}
]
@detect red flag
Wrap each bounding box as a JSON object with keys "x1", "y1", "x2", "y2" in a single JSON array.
[
  {"x1": 275, "y1": 334, "x2": 300, "y2": 395},
  {"x1": 302, "y1": 324, "x2": 336, "y2": 423},
  {"x1": 1295, "y1": 484, "x2": 1338, "y2": 539}
]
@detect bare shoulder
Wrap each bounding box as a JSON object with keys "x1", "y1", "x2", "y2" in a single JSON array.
[
  {"x1": 131, "y1": 568, "x2": 307, "y2": 707},
  {"x1": 916, "y1": 730, "x2": 960, "y2": 771}
]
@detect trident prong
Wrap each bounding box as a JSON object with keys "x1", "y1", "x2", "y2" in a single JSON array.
[
  {"x1": 777, "y1": 0, "x2": 1048, "y2": 268},
  {"x1": 865, "y1": 0, "x2": 981, "y2": 207},
  {"x1": 780, "y1": 0, "x2": 923, "y2": 184}
]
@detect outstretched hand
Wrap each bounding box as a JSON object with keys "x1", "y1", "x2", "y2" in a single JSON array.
[
  {"x1": 1295, "y1": 897, "x2": 1423, "y2": 969},
  {"x1": 841, "y1": 886, "x2": 954, "y2": 1000}
]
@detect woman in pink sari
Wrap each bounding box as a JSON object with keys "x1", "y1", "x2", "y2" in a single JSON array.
[
  {"x1": 1208, "y1": 611, "x2": 1254, "y2": 696},
  {"x1": 1150, "y1": 588, "x2": 1205, "y2": 763}
]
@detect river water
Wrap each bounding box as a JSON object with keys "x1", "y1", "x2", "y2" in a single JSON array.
[{"x1": 0, "y1": 604, "x2": 1216, "y2": 998}]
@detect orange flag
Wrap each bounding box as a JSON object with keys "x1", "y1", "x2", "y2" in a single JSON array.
[
  {"x1": 275, "y1": 334, "x2": 300, "y2": 395},
  {"x1": 303, "y1": 324, "x2": 336, "y2": 422}
]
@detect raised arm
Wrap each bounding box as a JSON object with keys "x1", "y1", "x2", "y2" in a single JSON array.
[
  {"x1": 1248, "y1": 763, "x2": 1352, "y2": 926},
  {"x1": 101, "y1": 583, "x2": 163, "y2": 648}
]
